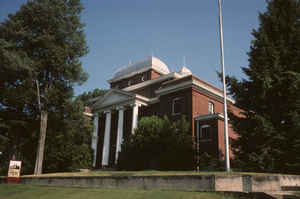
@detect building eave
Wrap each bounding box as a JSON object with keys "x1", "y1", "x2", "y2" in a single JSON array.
[
  {"x1": 155, "y1": 77, "x2": 235, "y2": 104},
  {"x1": 194, "y1": 113, "x2": 224, "y2": 121},
  {"x1": 122, "y1": 72, "x2": 182, "y2": 92},
  {"x1": 91, "y1": 89, "x2": 151, "y2": 113}
]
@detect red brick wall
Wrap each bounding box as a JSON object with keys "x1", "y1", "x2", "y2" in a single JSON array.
[
  {"x1": 159, "y1": 88, "x2": 193, "y2": 133},
  {"x1": 191, "y1": 88, "x2": 240, "y2": 159},
  {"x1": 192, "y1": 88, "x2": 224, "y2": 117},
  {"x1": 151, "y1": 70, "x2": 161, "y2": 79}
]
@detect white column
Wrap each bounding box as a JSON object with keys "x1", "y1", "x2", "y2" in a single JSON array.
[
  {"x1": 131, "y1": 103, "x2": 139, "y2": 134},
  {"x1": 115, "y1": 106, "x2": 124, "y2": 164},
  {"x1": 91, "y1": 113, "x2": 99, "y2": 168},
  {"x1": 102, "y1": 110, "x2": 111, "y2": 166}
]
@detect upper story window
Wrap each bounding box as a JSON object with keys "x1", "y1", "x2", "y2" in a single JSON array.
[
  {"x1": 200, "y1": 124, "x2": 211, "y2": 139},
  {"x1": 208, "y1": 102, "x2": 214, "y2": 114},
  {"x1": 172, "y1": 97, "x2": 183, "y2": 115}
]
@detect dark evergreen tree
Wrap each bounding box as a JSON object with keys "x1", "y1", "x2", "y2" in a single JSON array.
[
  {"x1": 226, "y1": 0, "x2": 300, "y2": 173},
  {"x1": 0, "y1": 0, "x2": 88, "y2": 174},
  {"x1": 76, "y1": 88, "x2": 107, "y2": 106}
]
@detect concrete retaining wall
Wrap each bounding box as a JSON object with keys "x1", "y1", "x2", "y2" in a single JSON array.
[
  {"x1": 20, "y1": 175, "x2": 215, "y2": 191},
  {"x1": 280, "y1": 175, "x2": 300, "y2": 187},
  {"x1": 1, "y1": 174, "x2": 299, "y2": 193},
  {"x1": 215, "y1": 175, "x2": 243, "y2": 192},
  {"x1": 251, "y1": 175, "x2": 281, "y2": 192}
]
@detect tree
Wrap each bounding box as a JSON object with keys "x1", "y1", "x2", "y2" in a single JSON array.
[
  {"x1": 226, "y1": 0, "x2": 300, "y2": 173},
  {"x1": 118, "y1": 116, "x2": 194, "y2": 171},
  {"x1": 43, "y1": 99, "x2": 93, "y2": 173},
  {"x1": 76, "y1": 88, "x2": 107, "y2": 106},
  {"x1": 0, "y1": 0, "x2": 88, "y2": 174}
]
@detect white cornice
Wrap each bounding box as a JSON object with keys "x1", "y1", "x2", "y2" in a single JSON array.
[
  {"x1": 194, "y1": 113, "x2": 224, "y2": 121},
  {"x1": 92, "y1": 89, "x2": 151, "y2": 112},
  {"x1": 155, "y1": 78, "x2": 235, "y2": 104},
  {"x1": 148, "y1": 97, "x2": 160, "y2": 104},
  {"x1": 192, "y1": 79, "x2": 235, "y2": 103}
]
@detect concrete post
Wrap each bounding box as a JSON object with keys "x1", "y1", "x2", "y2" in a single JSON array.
[
  {"x1": 91, "y1": 113, "x2": 99, "y2": 167},
  {"x1": 102, "y1": 110, "x2": 111, "y2": 166}
]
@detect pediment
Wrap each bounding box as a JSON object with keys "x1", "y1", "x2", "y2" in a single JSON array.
[{"x1": 93, "y1": 89, "x2": 134, "y2": 109}]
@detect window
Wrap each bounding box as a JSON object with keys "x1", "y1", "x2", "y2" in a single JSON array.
[
  {"x1": 172, "y1": 97, "x2": 183, "y2": 115},
  {"x1": 200, "y1": 125, "x2": 211, "y2": 139},
  {"x1": 128, "y1": 80, "x2": 132, "y2": 86},
  {"x1": 208, "y1": 102, "x2": 214, "y2": 114}
]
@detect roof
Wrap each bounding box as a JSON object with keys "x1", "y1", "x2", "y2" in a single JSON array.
[{"x1": 108, "y1": 56, "x2": 170, "y2": 83}]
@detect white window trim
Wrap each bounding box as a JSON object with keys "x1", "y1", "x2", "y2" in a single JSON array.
[{"x1": 208, "y1": 101, "x2": 214, "y2": 114}]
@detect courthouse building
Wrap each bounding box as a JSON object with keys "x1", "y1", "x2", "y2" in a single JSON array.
[{"x1": 89, "y1": 56, "x2": 241, "y2": 168}]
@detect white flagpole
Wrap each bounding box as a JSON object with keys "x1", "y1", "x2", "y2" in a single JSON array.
[{"x1": 218, "y1": 0, "x2": 230, "y2": 172}]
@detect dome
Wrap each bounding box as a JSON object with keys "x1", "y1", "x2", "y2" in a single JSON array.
[
  {"x1": 179, "y1": 66, "x2": 192, "y2": 75},
  {"x1": 110, "y1": 56, "x2": 170, "y2": 82}
]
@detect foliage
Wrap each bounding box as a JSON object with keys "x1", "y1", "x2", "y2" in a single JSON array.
[
  {"x1": 0, "y1": 0, "x2": 94, "y2": 175},
  {"x1": 0, "y1": 99, "x2": 94, "y2": 175},
  {"x1": 76, "y1": 88, "x2": 107, "y2": 106},
  {"x1": 43, "y1": 99, "x2": 93, "y2": 173},
  {"x1": 118, "y1": 116, "x2": 194, "y2": 171},
  {"x1": 198, "y1": 152, "x2": 224, "y2": 172},
  {"x1": 226, "y1": 0, "x2": 300, "y2": 174},
  {"x1": 0, "y1": 0, "x2": 89, "y2": 114}
]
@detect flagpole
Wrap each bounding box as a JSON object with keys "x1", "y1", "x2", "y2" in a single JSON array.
[{"x1": 218, "y1": 0, "x2": 230, "y2": 172}]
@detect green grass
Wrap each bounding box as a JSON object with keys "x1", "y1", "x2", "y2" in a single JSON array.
[{"x1": 0, "y1": 184, "x2": 237, "y2": 199}]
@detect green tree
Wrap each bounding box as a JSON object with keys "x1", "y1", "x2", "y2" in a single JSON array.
[
  {"x1": 118, "y1": 116, "x2": 194, "y2": 171},
  {"x1": 76, "y1": 88, "x2": 107, "y2": 106},
  {"x1": 226, "y1": 0, "x2": 300, "y2": 173},
  {"x1": 43, "y1": 99, "x2": 93, "y2": 173},
  {"x1": 0, "y1": 94, "x2": 95, "y2": 175},
  {"x1": 0, "y1": 0, "x2": 88, "y2": 174}
]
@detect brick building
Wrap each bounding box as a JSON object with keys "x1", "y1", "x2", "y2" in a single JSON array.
[{"x1": 89, "y1": 56, "x2": 241, "y2": 168}]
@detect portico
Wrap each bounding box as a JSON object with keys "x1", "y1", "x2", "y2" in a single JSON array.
[{"x1": 91, "y1": 89, "x2": 148, "y2": 167}]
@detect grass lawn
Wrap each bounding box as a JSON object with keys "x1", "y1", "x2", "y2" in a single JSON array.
[{"x1": 0, "y1": 184, "x2": 237, "y2": 199}]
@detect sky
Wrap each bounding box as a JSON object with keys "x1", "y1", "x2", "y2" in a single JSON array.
[{"x1": 0, "y1": 0, "x2": 267, "y2": 96}]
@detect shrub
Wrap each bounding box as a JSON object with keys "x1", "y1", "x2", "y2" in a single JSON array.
[{"x1": 118, "y1": 116, "x2": 194, "y2": 170}]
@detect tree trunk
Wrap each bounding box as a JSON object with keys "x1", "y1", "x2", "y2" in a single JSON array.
[{"x1": 34, "y1": 110, "x2": 48, "y2": 175}]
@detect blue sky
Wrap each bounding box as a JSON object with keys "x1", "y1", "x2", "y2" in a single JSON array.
[{"x1": 0, "y1": 0, "x2": 267, "y2": 96}]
